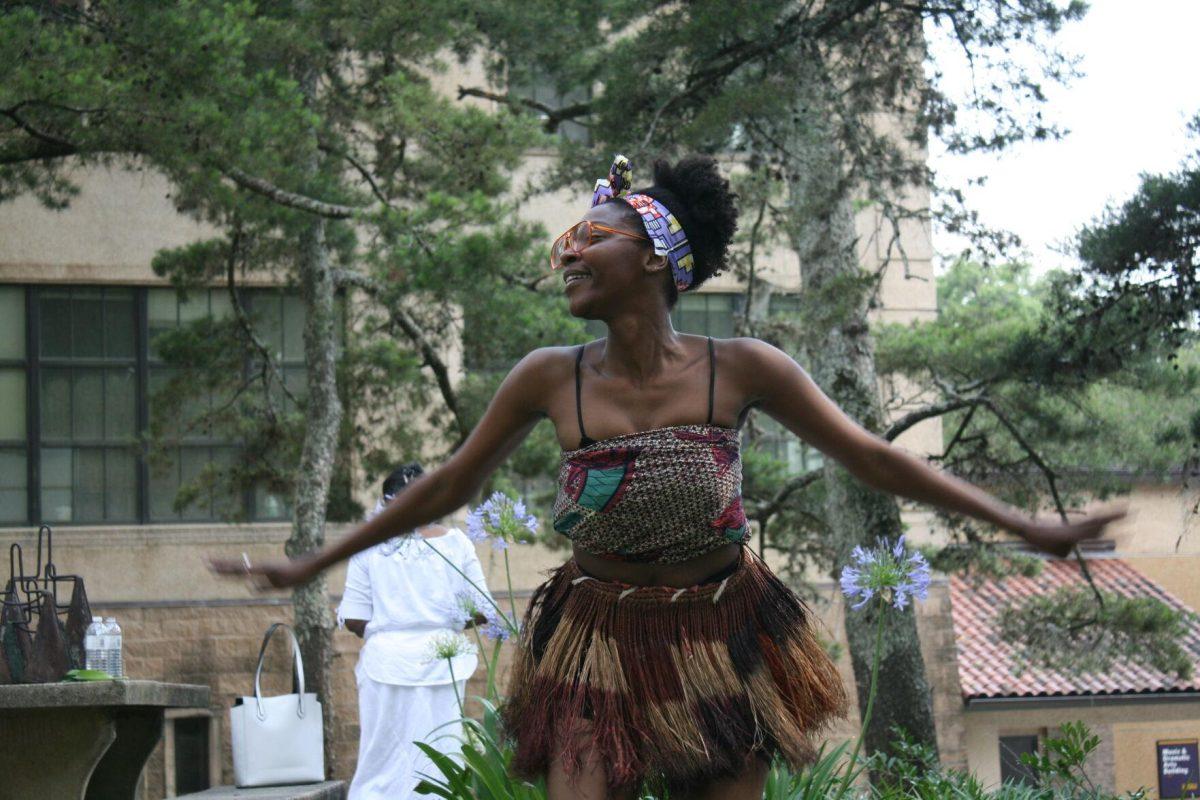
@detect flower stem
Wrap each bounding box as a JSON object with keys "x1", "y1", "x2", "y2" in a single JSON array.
[
  {"x1": 471, "y1": 626, "x2": 492, "y2": 680},
  {"x1": 420, "y1": 539, "x2": 518, "y2": 634},
  {"x1": 447, "y1": 658, "x2": 464, "y2": 718},
  {"x1": 487, "y1": 638, "x2": 503, "y2": 702},
  {"x1": 503, "y1": 548, "x2": 518, "y2": 621},
  {"x1": 835, "y1": 602, "x2": 887, "y2": 800}
]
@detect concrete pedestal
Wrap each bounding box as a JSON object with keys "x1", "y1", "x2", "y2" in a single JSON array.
[{"x1": 0, "y1": 680, "x2": 210, "y2": 800}]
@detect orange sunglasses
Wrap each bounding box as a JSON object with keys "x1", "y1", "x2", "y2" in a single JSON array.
[{"x1": 549, "y1": 220, "x2": 649, "y2": 270}]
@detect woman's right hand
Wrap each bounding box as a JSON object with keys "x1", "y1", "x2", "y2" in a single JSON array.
[{"x1": 207, "y1": 553, "x2": 318, "y2": 591}]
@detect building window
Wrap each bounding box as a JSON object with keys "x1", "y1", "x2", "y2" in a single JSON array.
[
  {"x1": 769, "y1": 293, "x2": 802, "y2": 318},
  {"x1": 510, "y1": 70, "x2": 591, "y2": 144},
  {"x1": 673, "y1": 293, "x2": 742, "y2": 339},
  {"x1": 999, "y1": 734, "x2": 1040, "y2": 787},
  {"x1": 0, "y1": 284, "x2": 330, "y2": 526},
  {"x1": 0, "y1": 286, "x2": 27, "y2": 522},
  {"x1": 37, "y1": 287, "x2": 139, "y2": 523},
  {"x1": 754, "y1": 415, "x2": 823, "y2": 474},
  {"x1": 584, "y1": 292, "x2": 744, "y2": 340},
  {"x1": 243, "y1": 290, "x2": 310, "y2": 520},
  {"x1": 147, "y1": 288, "x2": 242, "y2": 522}
]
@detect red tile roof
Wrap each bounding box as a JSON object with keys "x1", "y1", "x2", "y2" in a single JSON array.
[{"x1": 950, "y1": 559, "x2": 1200, "y2": 700}]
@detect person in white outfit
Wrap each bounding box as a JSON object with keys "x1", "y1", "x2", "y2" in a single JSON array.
[{"x1": 338, "y1": 463, "x2": 494, "y2": 800}]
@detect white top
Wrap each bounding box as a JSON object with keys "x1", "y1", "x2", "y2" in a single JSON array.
[{"x1": 337, "y1": 527, "x2": 493, "y2": 686}]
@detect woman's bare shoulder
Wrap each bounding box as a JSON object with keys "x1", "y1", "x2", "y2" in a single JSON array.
[
  {"x1": 498, "y1": 345, "x2": 595, "y2": 410},
  {"x1": 465, "y1": 346, "x2": 584, "y2": 433},
  {"x1": 715, "y1": 336, "x2": 792, "y2": 375},
  {"x1": 509, "y1": 345, "x2": 584, "y2": 380}
]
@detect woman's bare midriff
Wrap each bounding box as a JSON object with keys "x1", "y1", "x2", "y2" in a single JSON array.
[{"x1": 572, "y1": 542, "x2": 742, "y2": 588}]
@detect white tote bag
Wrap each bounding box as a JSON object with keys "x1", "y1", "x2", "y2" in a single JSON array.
[{"x1": 230, "y1": 622, "x2": 325, "y2": 787}]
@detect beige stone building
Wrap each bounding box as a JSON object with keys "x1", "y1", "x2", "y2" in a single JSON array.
[{"x1": 1, "y1": 96, "x2": 1197, "y2": 800}]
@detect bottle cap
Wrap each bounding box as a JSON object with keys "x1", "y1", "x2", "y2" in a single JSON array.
[
  {"x1": 93, "y1": 616, "x2": 103, "y2": 622},
  {"x1": 105, "y1": 616, "x2": 116, "y2": 623}
]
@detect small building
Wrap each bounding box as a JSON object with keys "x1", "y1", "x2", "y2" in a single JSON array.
[{"x1": 952, "y1": 559, "x2": 1200, "y2": 795}]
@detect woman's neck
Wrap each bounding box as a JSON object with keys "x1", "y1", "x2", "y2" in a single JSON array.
[
  {"x1": 415, "y1": 524, "x2": 447, "y2": 539},
  {"x1": 600, "y1": 307, "x2": 684, "y2": 385}
]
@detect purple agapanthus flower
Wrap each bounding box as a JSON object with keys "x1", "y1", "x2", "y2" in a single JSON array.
[
  {"x1": 481, "y1": 617, "x2": 512, "y2": 642},
  {"x1": 453, "y1": 589, "x2": 482, "y2": 628},
  {"x1": 465, "y1": 491, "x2": 539, "y2": 550},
  {"x1": 840, "y1": 536, "x2": 931, "y2": 611}
]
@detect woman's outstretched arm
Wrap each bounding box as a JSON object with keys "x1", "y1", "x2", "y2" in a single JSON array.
[
  {"x1": 731, "y1": 339, "x2": 1124, "y2": 555},
  {"x1": 209, "y1": 348, "x2": 562, "y2": 588}
]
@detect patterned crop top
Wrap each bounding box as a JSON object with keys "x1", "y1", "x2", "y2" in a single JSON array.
[{"x1": 552, "y1": 339, "x2": 751, "y2": 564}]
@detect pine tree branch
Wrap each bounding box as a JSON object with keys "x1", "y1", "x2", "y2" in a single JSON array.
[
  {"x1": 223, "y1": 167, "x2": 382, "y2": 219},
  {"x1": 741, "y1": 192, "x2": 771, "y2": 335},
  {"x1": 455, "y1": 86, "x2": 591, "y2": 133},
  {"x1": 941, "y1": 403, "x2": 979, "y2": 460},
  {"x1": 1, "y1": 104, "x2": 80, "y2": 152},
  {"x1": 640, "y1": 0, "x2": 883, "y2": 146},
  {"x1": 0, "y1": 139, "x2": 82, "y2": 164},
  {"x1": 882, "y1": 396, "x2": 982, "y2": 442},
  {"x1": 876, "y1": 200, "x2": 926, "y2": 282},
  {"x1": 0, "y1": 104, "x2": 380, "y2": 221},
  {"x1": 976, "y1": 396, "x2": 1107, "y2": 607},
  {"x1": 500, "y1": 271, "x2": 557, "y2": 292},
  {"x1": 750, "y1": 468, "x2": 823, "y2": 520},
  {"x1": 332, "y1": 269, "x2": 469, "y2": 444},
  {"x1": 886, "y1": 384, "x2": 1107, "y2": 606},
  {"x1": 320, "y1": 144, "x2": 394, "y2": 210},
  {"x1": 224, "y1": 226, "x2": 299, "y2": 414},
  {"x1": 752, "y1": 393, "x2": 981, "y2": 525}
]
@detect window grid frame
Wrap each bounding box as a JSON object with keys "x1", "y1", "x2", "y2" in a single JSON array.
[
  {"x1": 0, "y1": 287, "x2": 33, "y2": 522},
  {"x1": 2, "y1": 284, "x2": 322, "y2": 527},
  {"x1": 998, "y1": 733, "x2": 1041, "y2": 787},
  {"x1": 146, "y1": 287, "x2": 289, "y2": 523},
  {"x1": 26, "y1": 286, "x2": 41, "y2": 523},
  {"x1": 32, "y1": 286, "x2": 142, "y2": 525}
]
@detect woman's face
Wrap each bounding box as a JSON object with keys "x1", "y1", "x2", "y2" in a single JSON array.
[{"x1": 558, "y1": 202, "x2": 663, "y2": 319}]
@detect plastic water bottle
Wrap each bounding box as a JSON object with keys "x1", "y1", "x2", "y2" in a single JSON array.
[
  {"x1": 103, "y1": 616, "x2": 123, "y2": 678},
  {"x1": 85, "y1": 616, "x2": 106, "y2": 671}
]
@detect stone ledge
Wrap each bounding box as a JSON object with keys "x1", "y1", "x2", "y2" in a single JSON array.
[
  {"x1": 178, "y1": 781, "x2": 346, "y2": 799},
  {"x1": 0, "y1": 522, "x2": 300, "y2": 547},
  {"x1": 0, "y1": 679, "x2": 209, "y2": 709}
]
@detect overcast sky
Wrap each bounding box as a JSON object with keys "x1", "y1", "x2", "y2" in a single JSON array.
[{"x1": 929, "y1": 0, "x2": 1200, "y2": 272}]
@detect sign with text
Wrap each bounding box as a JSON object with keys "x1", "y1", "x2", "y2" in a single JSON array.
[{"x1": 1158, "y1": 740, "x2": 1200, "y2": 799}]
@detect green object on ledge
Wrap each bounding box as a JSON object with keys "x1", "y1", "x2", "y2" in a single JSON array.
[{"x1": 64, "y1": 668, "x2": 115, "y2": 681}]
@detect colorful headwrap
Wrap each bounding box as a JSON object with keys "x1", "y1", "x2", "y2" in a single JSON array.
[
  {"x1": 590, "y1": 155, "x2": 696, "y2": 291},
  {"x1": 591, "y1": 154, "x2": 633, "y2": 206}
]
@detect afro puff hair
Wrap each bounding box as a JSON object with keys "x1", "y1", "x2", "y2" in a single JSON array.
[{"x1": 624, "y1": 154, "x2": 739, "y2": 300}]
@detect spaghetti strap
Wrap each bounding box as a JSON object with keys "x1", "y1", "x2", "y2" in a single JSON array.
[
  {"x1": 575, "y1": 345, "x2": 595, "y2": 447},
  {"x1": 706, "y1": 336, "x2": 716, "y2": 425}
]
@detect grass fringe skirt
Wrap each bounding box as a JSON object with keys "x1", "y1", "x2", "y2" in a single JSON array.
[{"x1": 501, "y1": 548, "x2": 847, "y2": 792}]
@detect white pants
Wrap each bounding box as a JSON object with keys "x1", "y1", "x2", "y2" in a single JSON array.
[{"x1": 348, "y1": 672, "x2": 467, "y2": 800}]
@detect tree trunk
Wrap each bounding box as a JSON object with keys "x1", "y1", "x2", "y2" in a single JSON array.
[
  {"x1": 783, "y1": 72, "x2": 939, "y2": 762},
  {"x1": 288, "y1": 18, "x2": 343, "y2": 771},
  {"x1": 288, "y1": 213, "x2": 343, "y2": 776}
]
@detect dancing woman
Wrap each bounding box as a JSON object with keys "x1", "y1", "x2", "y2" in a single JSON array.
[{"x1": 213, "y1": 155, "x2": 1121, "y2": 799}]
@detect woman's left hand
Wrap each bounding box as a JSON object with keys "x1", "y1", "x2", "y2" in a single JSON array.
[
  {"x1": 1014, "y1": 507, "x2": 1128, "y2": 558},
  {"x1": 206, "y1": 553, "x2": 318, "y2": 590}
]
